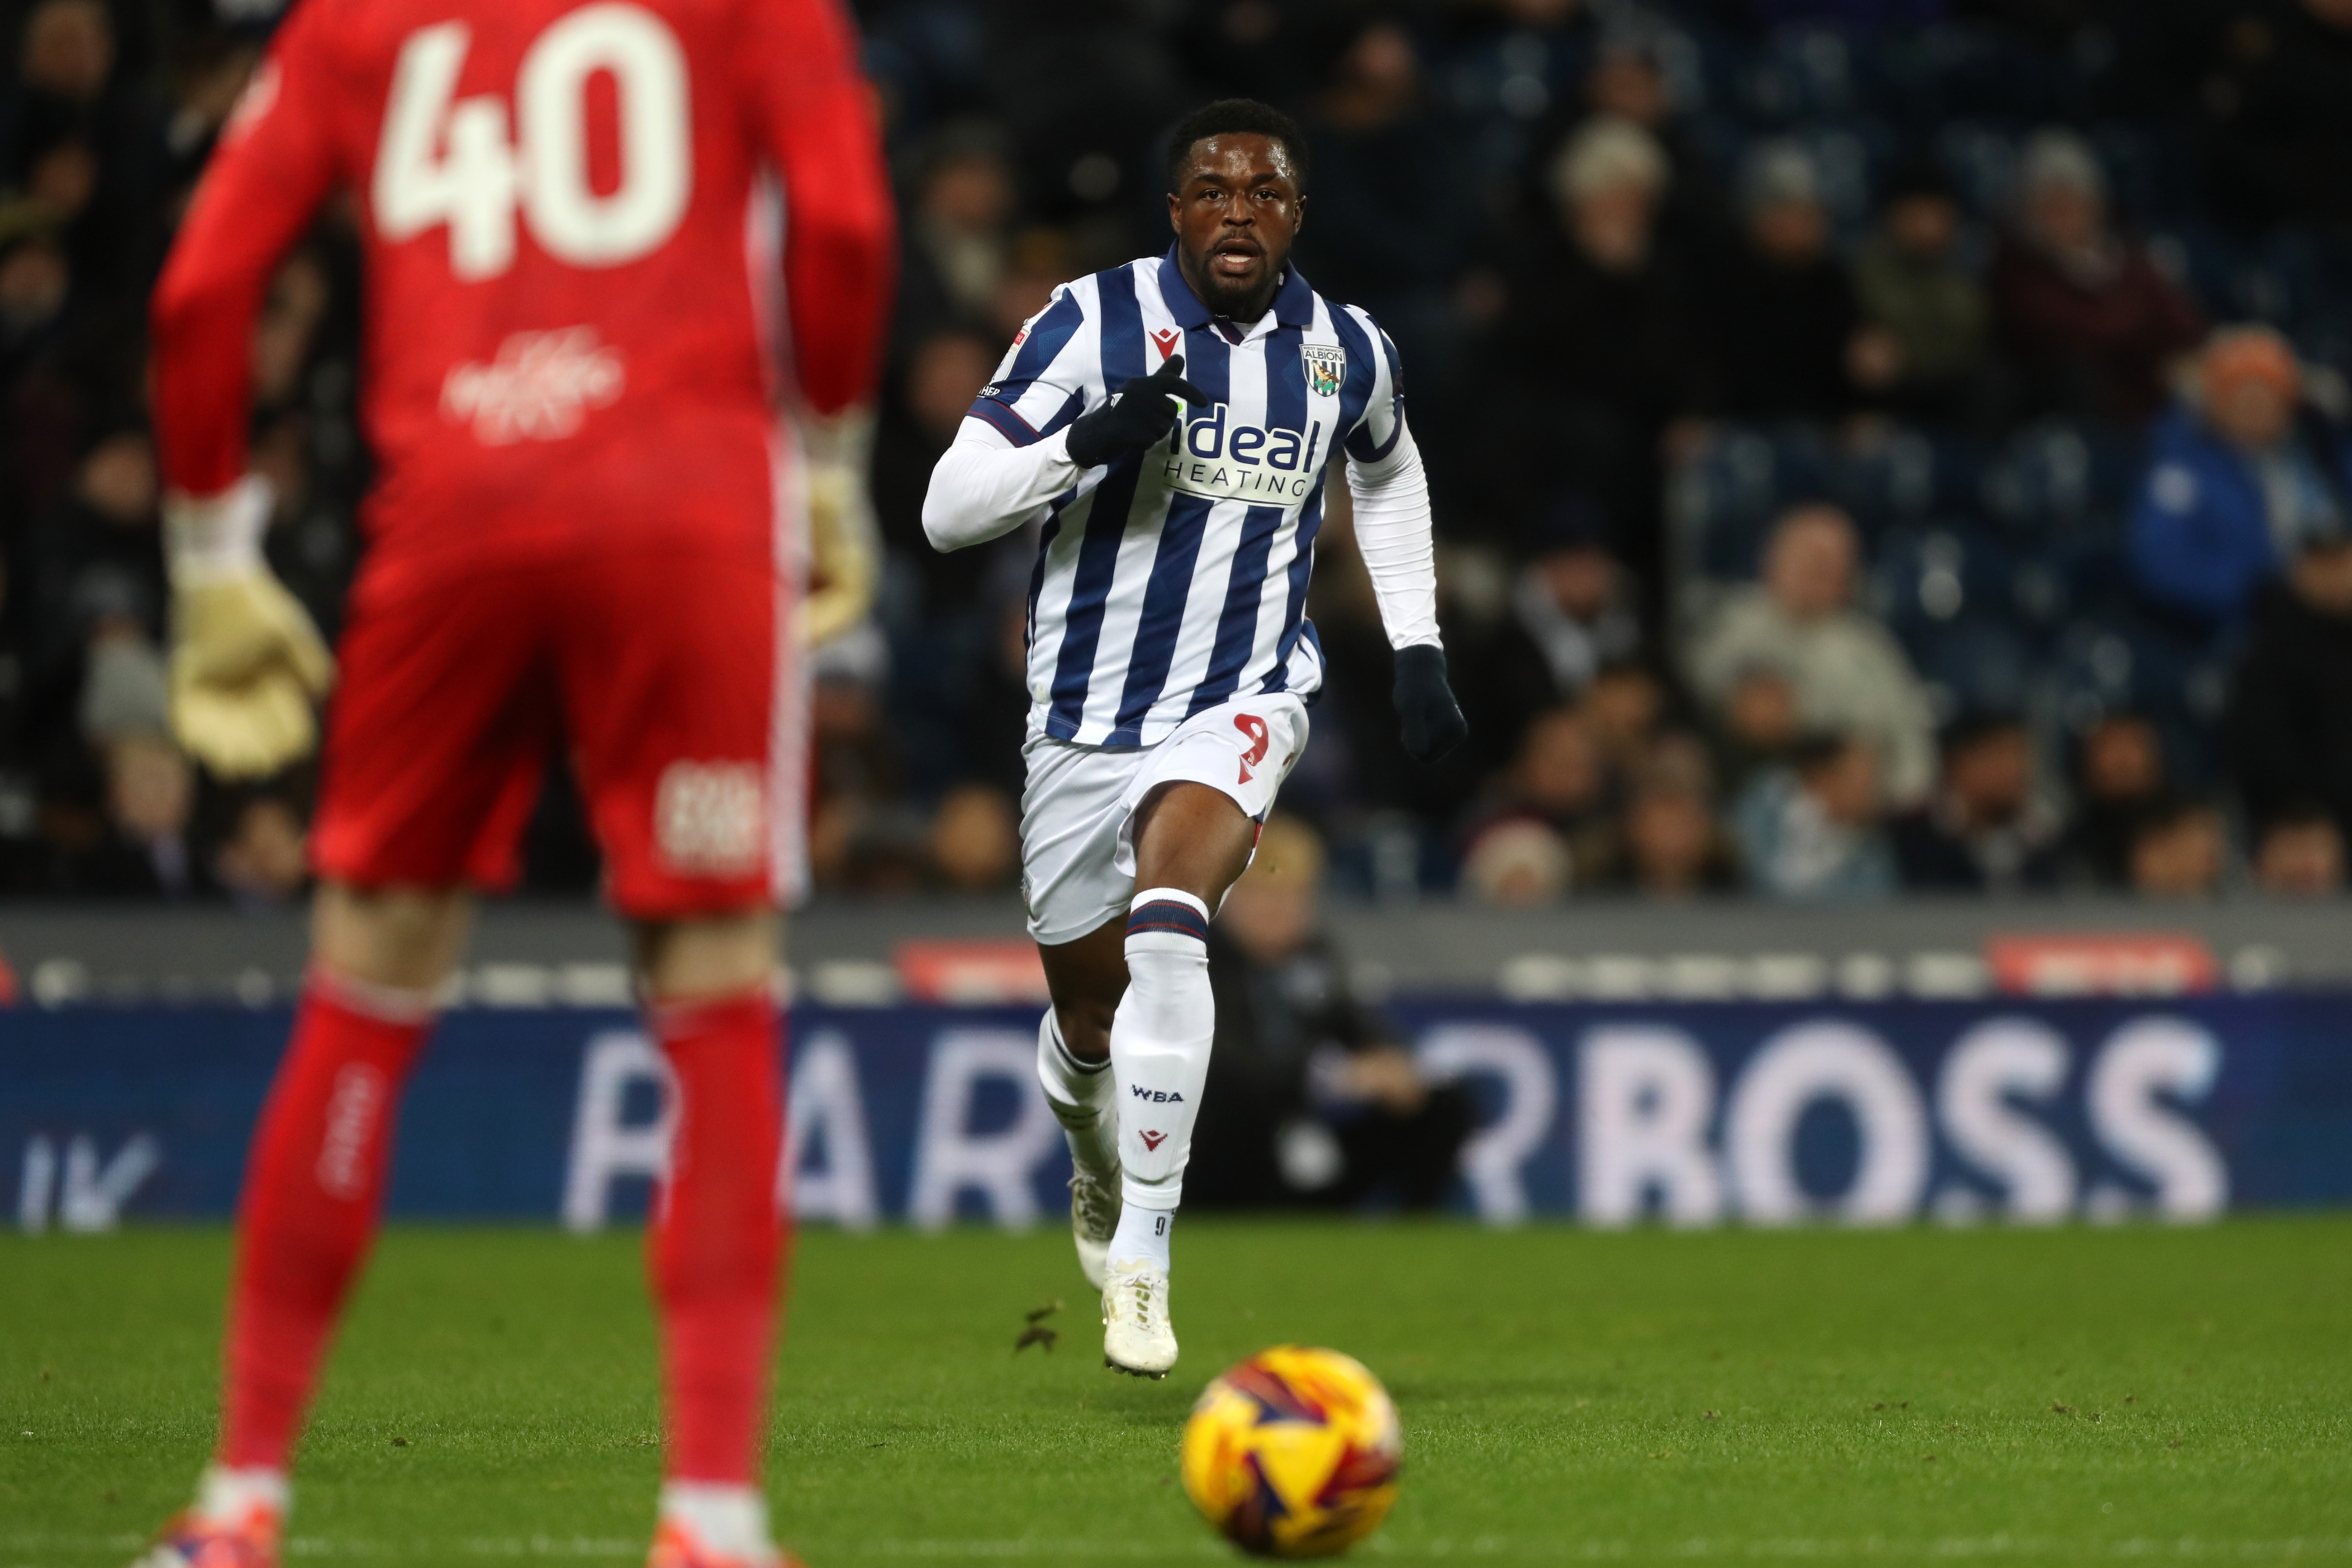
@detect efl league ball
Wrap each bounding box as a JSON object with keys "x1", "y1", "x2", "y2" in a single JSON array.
[{"x1": 1180, "y1": 1346, "x2": 1402, "y2": 1558}]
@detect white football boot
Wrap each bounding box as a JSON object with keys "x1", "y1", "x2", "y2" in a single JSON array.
[
  {"x1": 1101, "y1": 1258, "x2": 1178, "y2": 1378},
  {"x1": 1068, "y1": 1161, "x2": 1122, "y2": 1290},
  {"x1": 648, "y1": 1485, "x2": 796, "y2": 1568}
]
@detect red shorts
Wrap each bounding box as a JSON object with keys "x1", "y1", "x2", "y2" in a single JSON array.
[{"x1": 310, "y1": 538, "x2": 789, "y2": 918}]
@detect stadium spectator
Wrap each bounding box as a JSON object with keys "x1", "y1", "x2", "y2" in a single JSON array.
[
  {"x1": 1705, "y1": 140, "x2": 1869, "y2": 421},
  {"x1": 2252, "y1": 802, "x2": 2345, "y2": 897},
  {"x1": 873, "y1": 327, "x2": 1006, "y2": 616},
  {"x1": 3, "y1": 0, "x2": 165, "y2": 299},
  {"x1": 211, "y1": 789, "x2": 309, "y2": 908},
  {"x1": 1582, "y1": 659, "x2": 1673, "y2": 791},
  {"x1": 1709, "y1": 660, "x2": 1804, "y2": 799},
  {"x1": 1584, "y1": 732, "x2": 1740, "y2": 895},
  {"x1": 1479, "y1": 114, "x2": 1704, "y2": 559},
  {"x1": 63, "y1": 618, "x2": 195, "y2": 898},
  {"x1": 2128, "y1": 327, "x2": 2352, "y2": 629},
  {"x1": 927, "y1": 780, "x2": 1018, "y2": 892},
  {"x1": 0, "y1": 203, "x2": 71, "y2": 381},
  {"x1": 1686, "y1": 503, "x2": 1939, "y2": 806},
  {"x1": 21, "y1": 425, "x2": 163, "y2": 732},
  {"x1": 893, "y1": 123, "x2": 1017, "y2": 354},
  {"x1": 1467, "y1": 494, "x2": 1643, "y2": 738},
  {"x1": 1891, "y1": 712, "x2": 2062, "y2": 892},
  {"x1": 1191, "y1": 815, "x2": 1471, "y2": 1210},
  {"x1": 1990, "y1": 128, "x2": 2205, "y2": 424},
  {"x1": 1575, "y1": 29, "x2": 1724, "y2": 250},
  {"x1": 806, "y1": 661, "x2": 918, "y2": 895},
  {"x1": 1731, "y1": 732, "x2": 1896, "y2": 900},
  {"x1": 2227, "y1": 526, "x2": 2352, "y2": 846},
  {"x1": 1460, "y1": 817, "x2": 1573, "y2": 905},
  {"x1": 1460, "y1": 704, "x2": 1617, "y2": 888},
  {"x1": 1850, "y1": 158, "x2": 1998, "y2": 428},
  {"x1": 0, "y1": 198, "x2": 137, "y2": 518},
  {"x1": 1299, "y1": 20, "x2": 1478, "y2": 396},
  {"x1": 2126, "y1": 794, "x2": 2228, "y2": 898},
  {"x1": 2056, "y1": 711, "x2": 2168, "y2": 889}
]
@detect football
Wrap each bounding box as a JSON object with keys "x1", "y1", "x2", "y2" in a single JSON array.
[{"x1": 1180, "y1": 1346, "x2": 1403, "y2": 1558}]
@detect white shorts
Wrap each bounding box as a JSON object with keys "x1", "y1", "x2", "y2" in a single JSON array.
[{"x1": 1018, "y1": 691, "x2": 1311, "y2": 945}]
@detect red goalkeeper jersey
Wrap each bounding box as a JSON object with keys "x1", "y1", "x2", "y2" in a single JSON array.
[{"x1": 151, "y1": 0, "x2": 894, "y2": 568}]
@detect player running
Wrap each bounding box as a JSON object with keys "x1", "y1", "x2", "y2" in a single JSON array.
[
  {"x1": 922, "y1": 98, "x2": 1466, "y2": 1379},
  {"x1": 131, "y1": 0, "x2": 892, "y2": 1564}
]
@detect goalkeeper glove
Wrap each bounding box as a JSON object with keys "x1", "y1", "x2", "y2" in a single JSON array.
[
  {"x1": 798, "y1": 409, "x2": 879, "y2": 648},
  {"x1": 1064, "y1": 353, "x2": 1209, "y2": 469},
  {"x1": 1392, "y1": 643, "x2": 1467, "y2": 765},
  {"x1": 164, "y1": 476, "x2": 335, "y2": 779}
]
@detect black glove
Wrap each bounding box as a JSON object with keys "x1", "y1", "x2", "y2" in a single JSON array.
[
  {"x1": 1064, "y1": 354, "x2": 1209, "y2": 469},
  {"x1": 1392, "y1": 643, "x2": 1468, "y2": 764}
]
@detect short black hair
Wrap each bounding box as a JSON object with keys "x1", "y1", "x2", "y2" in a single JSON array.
[
  {"x1": 1165, "y1": 99, "x2": 1311, "y2": 194},
  {"x1": 1939, "y1": 708, "x2": 2026, "y2": 756}
]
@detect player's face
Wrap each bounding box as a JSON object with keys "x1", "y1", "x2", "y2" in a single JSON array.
[{"x1": 1168, "y1": 134, "x2": 1304, "y2": 319}]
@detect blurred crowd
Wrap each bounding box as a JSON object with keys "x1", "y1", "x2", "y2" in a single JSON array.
[{"x1": 6, "y1": 0, "x2": 2352, "y2": 905}]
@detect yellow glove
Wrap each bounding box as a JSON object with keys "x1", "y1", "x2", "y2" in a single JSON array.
[
  {"x1": 798, "y1": 410, "x2": 878, "y2": 649},
  {"x1": 165, "y1": 477, "x2": 337, "y2": 779}
]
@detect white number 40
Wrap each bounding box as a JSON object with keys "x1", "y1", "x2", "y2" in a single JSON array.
[{"x1": 373, "y1": 2, "x2": 691, "y2": 280}]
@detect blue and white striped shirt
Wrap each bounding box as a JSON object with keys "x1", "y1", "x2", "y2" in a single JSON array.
[{"x1": 941, "y1": 247, "x2": 1414, "y2": 749}]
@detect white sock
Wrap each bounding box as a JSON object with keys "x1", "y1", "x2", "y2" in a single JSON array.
[
  {"x1": 658, "y1": 1482, "x2": 771, "y2": 1557},
  {"x1": 1108, "y1": 1201, "x2": 1174, "y2": 1272},
  {"x1": 1111, "y1": 887, "x2": 1214, "y2": 1211},
  {"x1": 193, "y1": 1464, "x2": 289, "y2": 1525},
  {"x1": 1034, "y1": 1008, "x2": 1117, "y2": 1173}
]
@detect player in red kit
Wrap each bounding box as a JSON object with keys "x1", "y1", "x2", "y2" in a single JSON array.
[{"x1": 131, "y1": 0, "x2": 892, "y2": 1563}]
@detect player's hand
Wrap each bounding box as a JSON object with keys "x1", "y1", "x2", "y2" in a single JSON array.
[
  {"x1": 1391, "y1": 643, "x2": 1467, "y2": 765},
  {"x1": 164, "y1": 477, "x2": 336, "y2": 779},
  {"x1": 1064, "y1": 353, "x2": 1209, "y2": 469},
  {"x1": 799, "y1": 409, "x2": 879, "y2": 648}
]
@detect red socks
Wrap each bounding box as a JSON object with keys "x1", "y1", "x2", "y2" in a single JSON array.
[
  {"x1": 217, "y1": 978, "x2": 784, "y2": 1491},
  {"x1": 645, "y1": 991, "x2": 786, "y2": 1486},
  {"x1": 221, "y1": 976, "x2": 433, "y2": 1470}
]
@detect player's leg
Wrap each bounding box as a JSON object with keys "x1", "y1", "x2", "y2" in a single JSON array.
[
  {"x1": 1095, "y1": 783, "x2": 1256, "y2": 1376},
  {"x1": 551, "y1": 538, "x2": 791, "y2": 1568},
  {"x1": 1022, "y1": 734, "x2": 1150, "y2": 1291},
  {"x1": 138, "y1": 563, "x2": 546, "y2": 1568},
  {"x1": 142, "y1": 885, "x2": 471, "y2": 1568},
  {"x1": 631, "y1": 911, "x2": 789, "y2": 1568},
  {"x1": 1088, "y1": 693, "x2": 1309, "y2": 1376},
  {"x1": 1034, "y1": 920, "x2": 1125, "y2": 1288}
]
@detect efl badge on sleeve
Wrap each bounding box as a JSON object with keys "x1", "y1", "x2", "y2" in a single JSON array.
[{"x1": 1301, "y1": 343, "x2": 1346, "y2": 399}]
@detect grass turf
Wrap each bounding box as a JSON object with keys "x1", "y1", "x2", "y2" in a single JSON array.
[{"x1": 3, "y1": 1218, "x2": 2349, "y2": 1564}]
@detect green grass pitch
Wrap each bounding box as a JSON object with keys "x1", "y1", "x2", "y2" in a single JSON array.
[{"x1": 5, "y1": 1217, "x2": 2350, "y2": 1564}]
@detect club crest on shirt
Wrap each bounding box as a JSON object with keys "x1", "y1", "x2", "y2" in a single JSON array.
[{"x1": 1301, "y1": 343, "x2": 1345, "y2": 398}]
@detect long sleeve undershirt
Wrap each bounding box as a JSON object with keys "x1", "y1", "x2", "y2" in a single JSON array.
[{"x1": 921, "y1": 416, "x2": 1442, "y2": 651}]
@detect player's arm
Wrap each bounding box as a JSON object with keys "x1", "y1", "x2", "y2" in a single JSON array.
[
  {"x1": 1341, "y1": 316, "x2": 1466, "y2": 765},
  {"x1": 741, "y1": 0, "x2": 894, "y2": 416},
  {"x1": 740, "y1": 0, "x2": 895, "y2": 642},
  {"x1": 147, "y1": 7, "x2": 344, "y2": 779},
  {"x1": 924, "y1": 286, "x2": 1205, "y2": 551}
]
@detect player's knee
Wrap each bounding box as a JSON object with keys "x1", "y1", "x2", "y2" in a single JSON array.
[
  {"x1": 311, "y1": 881, "x2": 472, "y2": 994},
  {"x1": 632, "y1": 908, "x2": 778, "y2": 1003},
  {"x1": 1132, "y1": 783, "x2": 1256, "y2": 902},
  {"x1": 1057, "y1": 999, "x2": 1117, "y2": 1062}
]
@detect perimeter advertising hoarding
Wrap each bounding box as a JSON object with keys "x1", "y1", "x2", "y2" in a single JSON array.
[{"x1": 5, "y1": 998, "x2": 2348, "y2": 1230}]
